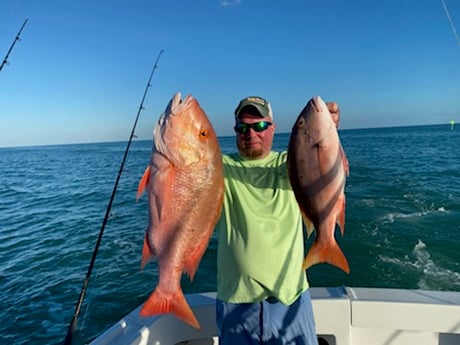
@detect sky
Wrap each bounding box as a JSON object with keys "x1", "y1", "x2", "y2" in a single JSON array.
[{"x1": 0, "y1": 0, "x2": 459, "y2": 147}]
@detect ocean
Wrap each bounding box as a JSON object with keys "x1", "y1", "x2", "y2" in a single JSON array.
[{"x1": 1, "y1": 124, "x2": 459, "y2": 344}]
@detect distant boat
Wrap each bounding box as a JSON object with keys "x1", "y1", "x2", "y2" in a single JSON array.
[{"x1": 450, "y1": 120, "x2": 455, "y2": 130}]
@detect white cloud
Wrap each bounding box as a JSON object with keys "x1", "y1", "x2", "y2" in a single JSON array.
[{"x1": 220, "y1": 0, "x2": 241, "y2": 7}]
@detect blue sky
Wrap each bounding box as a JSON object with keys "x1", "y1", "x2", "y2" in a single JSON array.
[{"x1": 1, "y1": 0, "x2": 459, "y2": 147}]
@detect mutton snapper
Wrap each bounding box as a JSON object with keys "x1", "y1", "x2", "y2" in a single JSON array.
[
  {"x1": 136, "y1": 92, "x2": 224, "y2": 329},
  {"x1": 287, "y1": 96, "x2": 350, "y2": 274}
]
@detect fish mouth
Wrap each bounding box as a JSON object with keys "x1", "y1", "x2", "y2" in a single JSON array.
[
  {"x1": 156, "y1": 92, "x2": 196, "y2": 134},
  {"x1": 163, "y1": 92, "x2": 194, "y2": 119},
  {"x1": 154, "y1": 92, "x2": 196, "y2": 163},
  {"x1": 310, "y1": 96, "x2": 324, "y2": 113},
  {"x1": 166, "y1": 92, "x2": 183, "y2": 116},
  {"x1": 157, "y1": 92, "x2": 187, "y2": 130},
  {"x1": 154, "y1": 93, "x2": 185, "y2": 156}
]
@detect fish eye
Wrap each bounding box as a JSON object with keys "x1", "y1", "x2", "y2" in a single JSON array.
[{"x1": 200, "y1": 129, "x2": 208, "y2": 138}]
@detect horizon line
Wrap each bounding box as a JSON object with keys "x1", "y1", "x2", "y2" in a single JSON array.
[{"x1": 0, "y1": 122, "x2": 455, "y2": 150}]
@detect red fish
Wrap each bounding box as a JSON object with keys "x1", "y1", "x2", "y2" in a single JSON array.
[
  {"x1": 137, "y1": 92, "x2": 224, "y2": 329},
  {"x1": 287, "y1": 96, "x2": 350, "y2": 273}
]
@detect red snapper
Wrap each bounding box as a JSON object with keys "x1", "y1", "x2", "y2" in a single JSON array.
[
  {"x1": 287, "y1": 96, "x2": 350, "y2": 274},
  {"x1": 137, "y1": 92, "x2": 224, "y2": 329}
]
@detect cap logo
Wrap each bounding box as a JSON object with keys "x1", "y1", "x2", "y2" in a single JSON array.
[{"x1": 245, "y1": 97, "x2": 266, "y2": 106}]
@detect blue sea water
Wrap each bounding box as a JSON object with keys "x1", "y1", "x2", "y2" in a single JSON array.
[{"x1": 1, "y1": 124, "x2": 459, "y2": 344}]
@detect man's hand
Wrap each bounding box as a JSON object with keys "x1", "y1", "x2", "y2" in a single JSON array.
[{"x1": 326, "y1": 102, "x2": 340, "y2": 128}]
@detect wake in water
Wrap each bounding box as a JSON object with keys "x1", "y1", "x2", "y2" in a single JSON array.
[
  {"x1": 379, "y1": 239, "x2": 460, "y2": 291},
  {"x1": 380, "y1": 207, "x2": 449, "y2": 224},
  {"x1": 412, "y1": 240, "x2": 460, "y2": 291}
]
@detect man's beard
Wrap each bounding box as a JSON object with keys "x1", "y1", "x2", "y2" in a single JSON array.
[{"x1": 241, "y1": 148, "x2": 264, "y2": 159}]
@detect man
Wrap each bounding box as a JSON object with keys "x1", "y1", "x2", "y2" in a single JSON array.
[{"x1": 215, "y1": 96, "x2": 340, "y2": 344}]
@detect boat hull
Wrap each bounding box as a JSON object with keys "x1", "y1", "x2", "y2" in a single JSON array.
[{"x1": 90, "y1": 287, "x2": 460, "y2": 345}]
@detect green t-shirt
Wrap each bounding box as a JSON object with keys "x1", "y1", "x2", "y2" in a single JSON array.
[{"x1": 216, "y1": 151, "x2": 309, "y2": 305}]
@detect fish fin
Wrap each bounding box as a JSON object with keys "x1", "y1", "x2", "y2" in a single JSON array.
[
  {"x1": 139, "y1": 287, "x2": 201, "y2": 330},
  {"x1": 340, "y1": 144, "x2": 350, "y2": 177},
  {"x1": 302, "y1": 240, "x2": 350, "y2": 274},
  {"x1": 336, "y1": 195, "x2": 346, "y2": 237},
  {"x1": 301, "y1": 211, "x2": 315, "y2": 238},
  {"x1": 184, "y1": 236, "x2": 210, "y2": 281},
  {"x1": 141, "y1": 232, "x2": 156, "y2": 270},
  {"x1": 136, "y1": 166, "x2": 151, "y2": 201}
]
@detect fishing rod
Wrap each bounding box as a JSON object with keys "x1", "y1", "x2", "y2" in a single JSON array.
[
  {"x1": 63, "y1": 49, "x2": 164, "y2": 345},
  {"x1": 440, "y1": 0, "x2": 460, "y2": 46},
  {"x1": 0, "y1": 18, "x2": 28, "y2": 72}
]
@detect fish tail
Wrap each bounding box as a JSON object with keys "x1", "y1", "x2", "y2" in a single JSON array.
[
  {"x1": 139, "y1": 287, "x2": 201, "y2": 330},
  {"x1": 302, "y1": 240, "x2": 350, "y2": 274}
]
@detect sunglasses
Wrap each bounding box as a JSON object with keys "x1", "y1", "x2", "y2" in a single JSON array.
[{"x1": 234, "y1": 121, "x2": 273, "y2": 134}]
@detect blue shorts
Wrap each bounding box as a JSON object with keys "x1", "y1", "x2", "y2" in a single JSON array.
[{"x1": 216, "y1": 290, "x2": 318, "y2": 345}]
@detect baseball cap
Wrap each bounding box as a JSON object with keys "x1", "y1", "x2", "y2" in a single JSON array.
[{"x1": 234, "y1": 96, "x2": 273, "y2": 119}]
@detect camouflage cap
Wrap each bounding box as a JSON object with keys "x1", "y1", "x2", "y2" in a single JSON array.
[{"x1": 234, "y1": 96, "x2": 273, "y2": 119}]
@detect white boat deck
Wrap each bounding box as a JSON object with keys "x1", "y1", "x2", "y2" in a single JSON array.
[{"x1": 90, "y1": 287, "x2": 460, "y2": 345}]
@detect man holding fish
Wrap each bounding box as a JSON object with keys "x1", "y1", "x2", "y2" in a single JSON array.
[
  {"x1": 215, "y1": 95, "x2": 345, "y2": 345},
  {"x1": 138, "y1": 92, "x2": 347, "y2": 345}
]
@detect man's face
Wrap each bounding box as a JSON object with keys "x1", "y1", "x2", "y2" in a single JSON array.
[{"x1": 235, "y1": 112, "x2": 276, "y2": 159}]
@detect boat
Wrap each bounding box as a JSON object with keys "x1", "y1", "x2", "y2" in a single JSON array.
[{"x1": 89, "y1": 286, "x2": 460, "y2": 345}]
